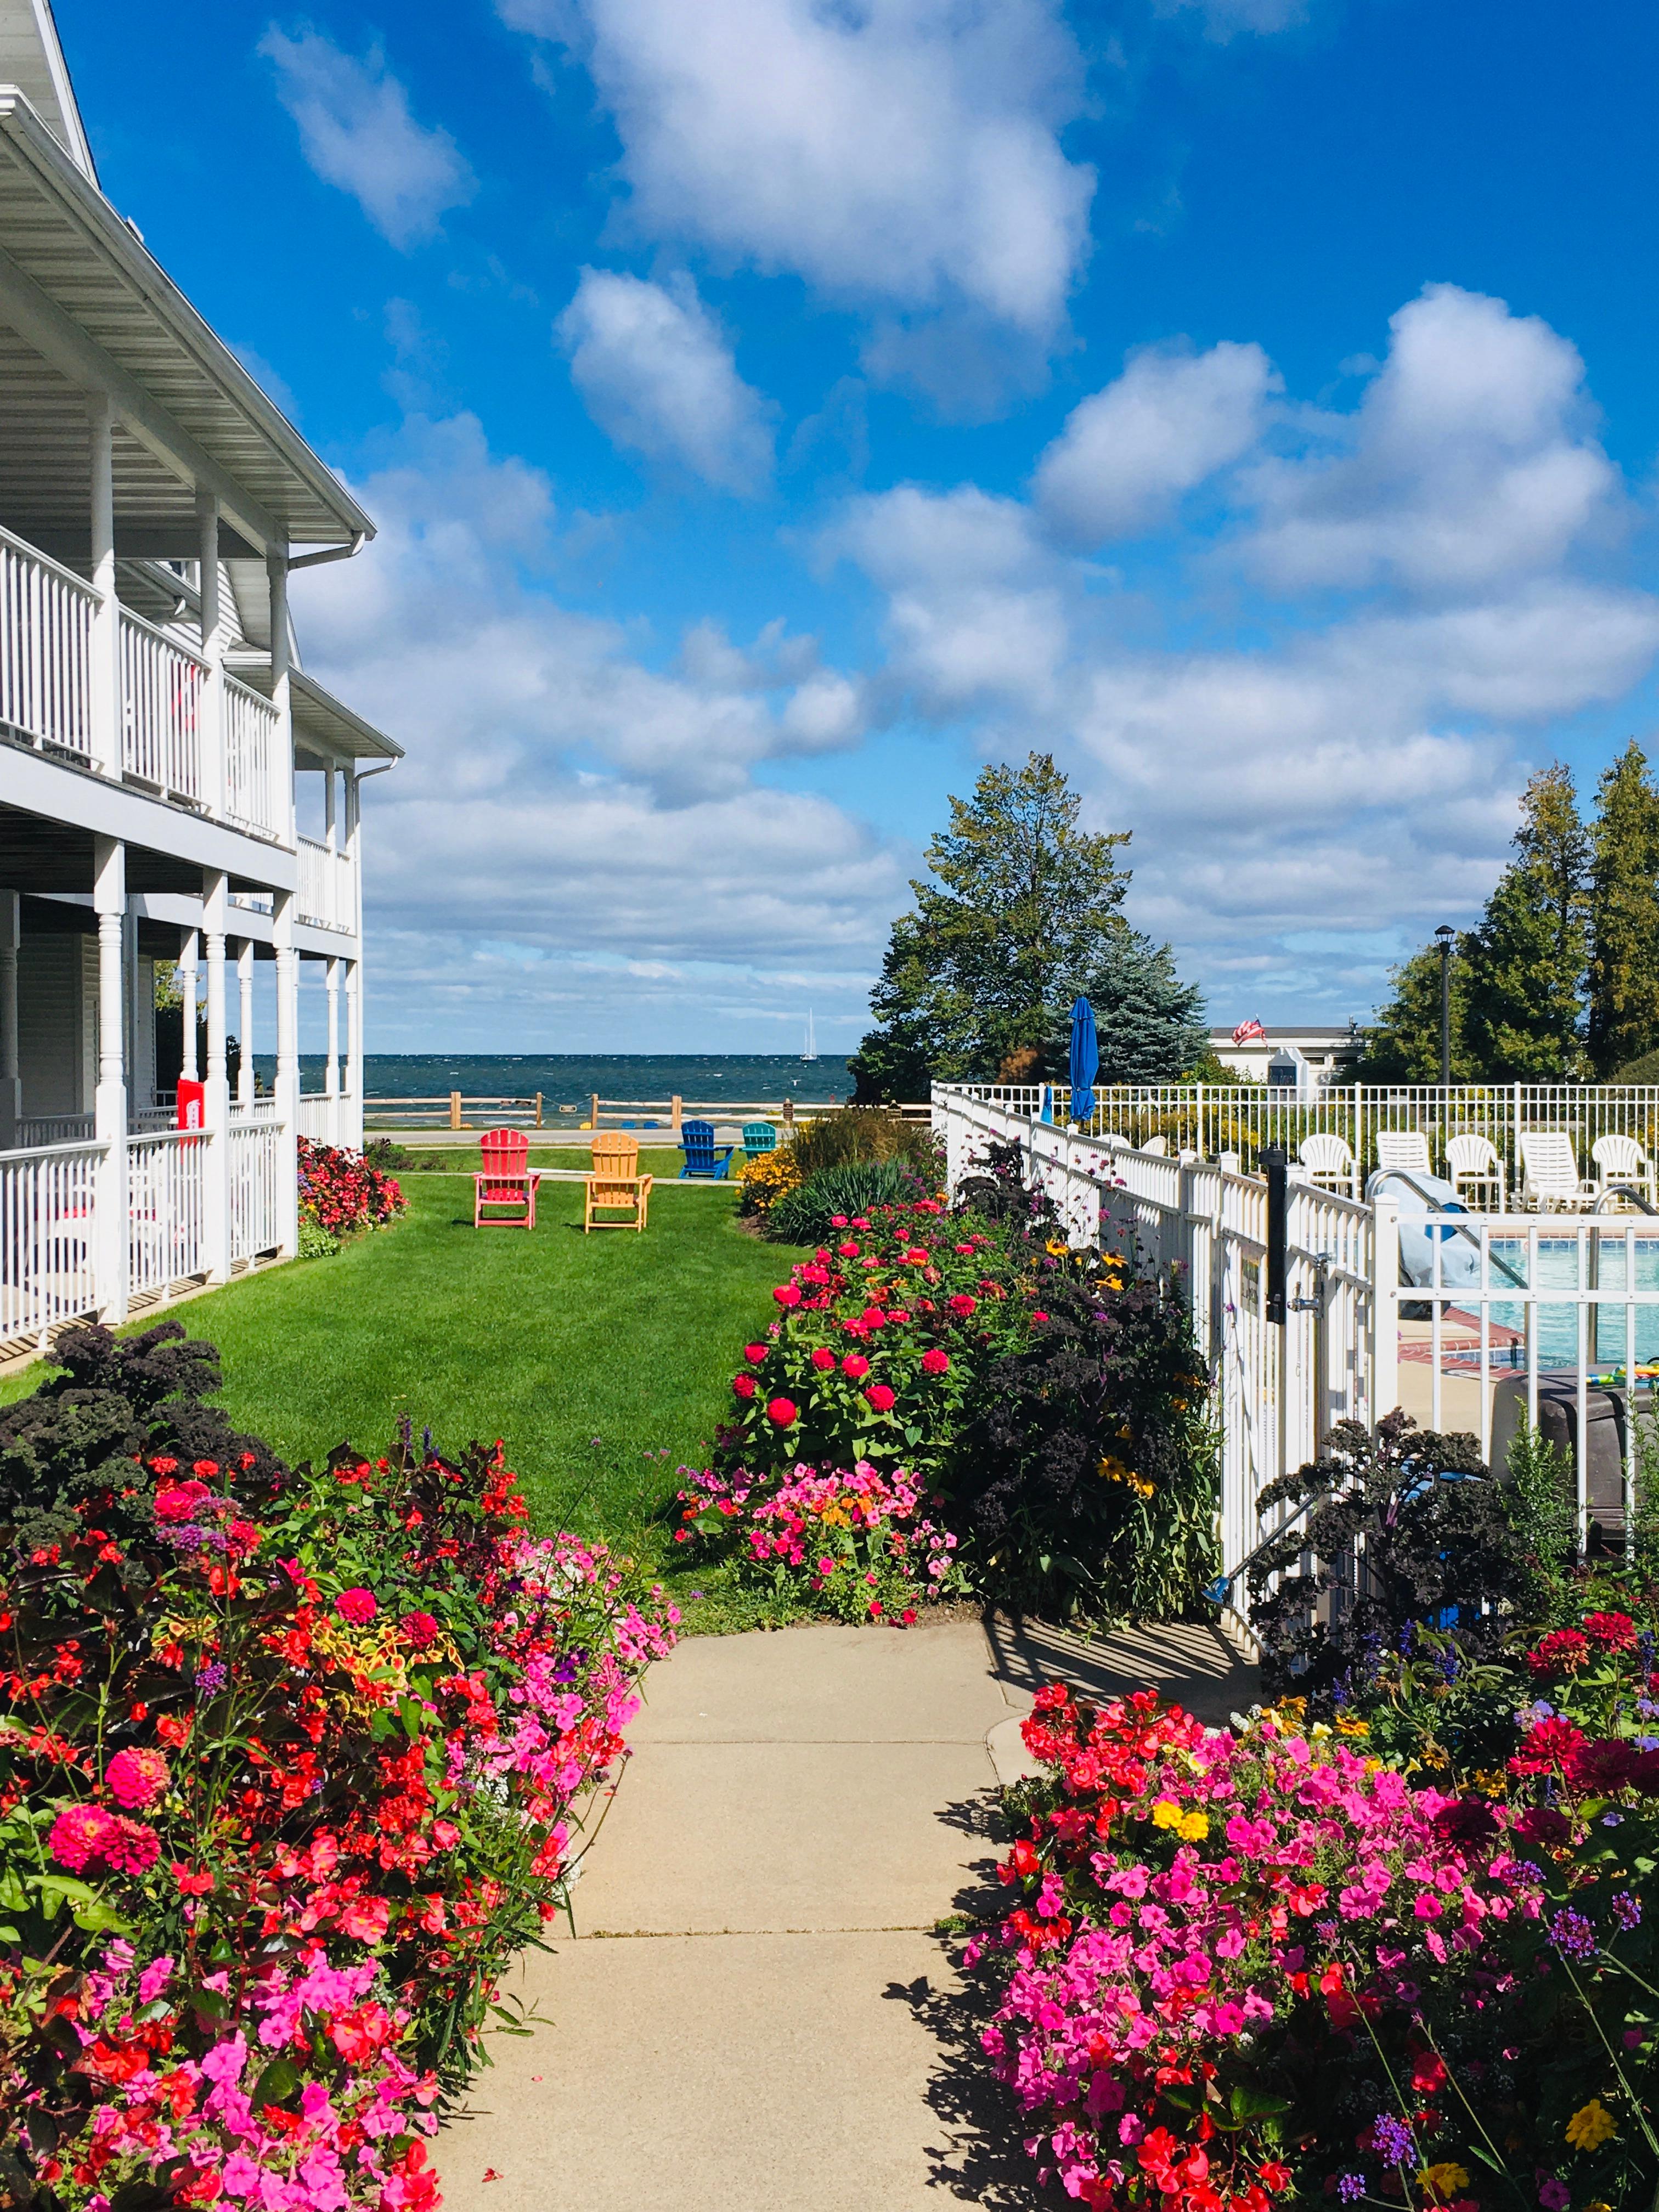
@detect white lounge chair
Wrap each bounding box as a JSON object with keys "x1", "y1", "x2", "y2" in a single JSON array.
[
  {"x1": 1591, "y1": 1131, "x2": 1656, "y2": 1206},
  {"x1": 1519, "y1": 1131, "x2": 1596, "y2": 1212},
  {"x1": 1446, "y1": 1131, "x2": 1506, "y2": 1213},
  {"x1": 1374, "y1": 1129, "x2": 1432, "y2": 1179},
  {"x1": 1297, "y1": 1131, "x2": 1359, "y2": 1201},
  {"x1": 1140, "y1": 1133, "x2": 1168, "y2": 1156}
]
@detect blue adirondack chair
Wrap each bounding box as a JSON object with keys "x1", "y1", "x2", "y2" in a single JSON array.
[
  {"x1": 742, "y1": 1121, "x2": 777, "y2": 1155},
  {"x1": 678, "y1": 1118, "x2": 735, "y2": 1180}
]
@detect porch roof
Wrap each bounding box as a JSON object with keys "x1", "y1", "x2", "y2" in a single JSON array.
[{"x1": 0, "y1": 88, "x2": 374, "y2": 553}]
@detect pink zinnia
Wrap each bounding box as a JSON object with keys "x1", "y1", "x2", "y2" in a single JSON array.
[
  {"x1": 810, "y1": 1347, "x2": 835, "y2": 1370},
  {"x1": 772, "y1": 1284, "x2": 802, "y2": 1308},
  {"x1": 335, "y1": 1587, "x2": 377, "y2": 1625},
  {"x1": 106, "y1": 1747, "x2": 170, "y2": 1810},
  {"x1": 948, "y1": 1294, "x2": 977, "y2": 1317},
  {"x1": 49, "y1": 1803, "x2": 117, "y2": 1872},
  {"x1": 921, "y1": 1348, "x2": 950, "y2": 1375},
  {"x1": 841, "y1": 1354, "x2": 870, "y2": 1379},
  {"x1": 866, "y1": 1384, "x2": 896, "y2": 1412},
  {"x1": 732, "y1": 1372, "x2": 757, "y2": 1399},
  {"x1": 766, "y1": 1396, "x2": 798, "y2": 1427},
  {"x1": 102, "y1": 1817, "x2": 161, "y2": 1876},
  {"x1": 744, "y1": 1342, "x2": 768, "y2": 1364},
  {"x1": 400, "y1": 1610, "x2": 440, "y2": 1649}
]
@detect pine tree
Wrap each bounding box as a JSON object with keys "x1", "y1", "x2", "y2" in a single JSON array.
[
  {"x1": 849, "y1": 753, "x2": 1146, "y2": 1098},
  {"x1": 1461, "y1": 763, "x2": 1589, "y2": 1080},
  {"x1": 1069, "y1": 929, "x2": 1210, "y2": 1084},
  {"x1": 1357, "y1": 940, "x2": 1476, "y2": 1081},
  {"x1": 1586, "y1": 740, "x2": 1659, "y2": 1077}
]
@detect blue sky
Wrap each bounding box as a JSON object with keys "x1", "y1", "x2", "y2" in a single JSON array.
[{"x1": 58, "y1": 0, "x2": 1659, "y2": 1051}]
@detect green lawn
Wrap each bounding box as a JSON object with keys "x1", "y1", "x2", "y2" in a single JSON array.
[{"x1": 1, "y1": 1176, "x2": 804, "y2": 1623}]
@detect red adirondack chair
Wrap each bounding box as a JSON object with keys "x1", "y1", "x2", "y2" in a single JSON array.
[{"x1": 474, "y1": 1128, "x2": 540, "y2": 1229}]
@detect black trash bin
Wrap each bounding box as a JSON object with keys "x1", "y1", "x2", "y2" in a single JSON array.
[{"x1": 1488, "y1": 1367, "x2": 1648, "y2": 1545}]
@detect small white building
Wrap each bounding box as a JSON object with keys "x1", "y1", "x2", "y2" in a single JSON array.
[
  {"x1": 0, "y1": 0, "x2": 400, "y2": 1348},
  {"x1": 1208, "y1": 1023, "x2": 1363, "y2": 1094}
]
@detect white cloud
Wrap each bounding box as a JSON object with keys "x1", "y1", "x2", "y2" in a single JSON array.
[
  {"x1": 1242, "y1": 284, "x2": 1618, "y2": 595},
  {"x1": 289, "y1": 414, "x2": 895, "y2": 1042},
  {"x1": 1153, "y1": 0, "x2": 1315, "y2": 36},
  {"x1": 259, "y1": 26, "x2": 475, "y2": 249},
  {"x1": 1034, "y1": 340, "x2": 1278, "y2": 543},
  {"x1": 556, "y1": 270, "x2": 774, "y2": 493},
  {"x1": 500, "y1": 0, "x2": 1094, "y2": 338}
]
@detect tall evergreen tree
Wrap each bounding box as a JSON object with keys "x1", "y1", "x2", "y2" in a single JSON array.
[
  {"x1": 1357, "y1": 940, "x2": 1476, "y2": 1081},
  {"x1": 1586, "y1": 740, "x2": 1659, "y2": 1077},
  {"x1": 1069, "y1": 928, "x2": 1210, "y2": 1084},
  {"x1": 851, "y1": 753, "x2": 1205, "y2": 1098},
  {"x1": 1461, "y1": 763, "x2": 1589, "y2": 1080}
]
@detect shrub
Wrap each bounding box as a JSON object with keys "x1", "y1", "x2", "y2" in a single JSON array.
[
  {"x1": 957, "y1": 1240, "x2": 1216, "y2": 1618},
  {"x1": 297, "y1": 1137, "x2": 405, "y2": 1242},
  {"x1": 737, "y1": 1146, "x2": 803, "y2": 1217},
  {"x1": 788, "y1": 1109, "x2": 939, "y2": 1177},
  {"x1": 297, "y1": 1214, "x2": 341, "y2": 1260},
  {"x1": 765, "y1": 1159, "x2": 930, "y2": 1244},
  {"x1": 0, "y1": 1324, "x2": 676, "y2": 2208}
]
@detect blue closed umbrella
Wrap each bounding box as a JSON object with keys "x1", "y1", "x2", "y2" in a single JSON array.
[{"x1": 1068, "y1": 996, "x2": 1098, "y2": 1125}]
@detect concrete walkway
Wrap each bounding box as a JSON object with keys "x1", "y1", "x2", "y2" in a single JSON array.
[{"x1": 434, "y1": 1614, "x2": 1255, "y2": 2212}]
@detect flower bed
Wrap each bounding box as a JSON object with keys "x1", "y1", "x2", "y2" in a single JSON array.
[
  {"x1": 298, "y1": 1137, "x2": 406, "y2": 1249},
  {"x1": 674, "y1": 1178, "x2": 1217, "y2": 1625},
  {"x1": 978, "y1": 1588, "x2": 1659, "y2": 2211},
  {"x1": 0, "y1": 1323, "x2": 676, "y2": 2210}
]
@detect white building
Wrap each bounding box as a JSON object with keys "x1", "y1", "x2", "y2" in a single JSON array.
[
  {"x1": 1207, "y1": 1023, "x2": 1363, "y2": 1094},
  {"x1": 0, "y1": 1, "x2": 400, "y2": 1349}
]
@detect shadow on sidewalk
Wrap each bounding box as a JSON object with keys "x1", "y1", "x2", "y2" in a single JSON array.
[{"x1": 984, "y1": 1611, "x2": 1257, "y2": 1727}]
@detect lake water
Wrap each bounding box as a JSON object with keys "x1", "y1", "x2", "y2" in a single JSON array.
[{"x1": 257, "y1": 1052, "x2": 855, "y2": 1108}]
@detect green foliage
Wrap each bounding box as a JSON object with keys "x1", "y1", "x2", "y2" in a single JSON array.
[
  {"x1": 1503, "y1": 1413, "x2": 1577, "y2": 1612},
  {"x1": 853, "y1": 751, "x2": 1136, "y2": 1090},
  {"x1": 765, "y1": 1159, "x2": 928, "y2": 1244},
  {"x1": 788, "y1": 1108, "x2": 938, "y2": 1177},
  {"x1": 1460, "y1": 761, "x2": 1590, "y2": 1078},
  {"x1": 1059, "y1": 927, "x2": 1210, "y2": 1084},
  {"x1": 1355, "y1": 939, "x2": 1476, "y2": 1082},
  {"x1": 297, "y1": 1215, "x2": 342, "y2": 1260},
  {"x1": 1587, "y1": 738, "x2": 1659, "y2": 1076}
]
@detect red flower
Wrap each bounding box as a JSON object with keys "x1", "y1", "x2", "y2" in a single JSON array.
[
  {"x1": 154, "y1": 1480, "x2": 211, "y2": 1523},
  {"x1": 921, "y1": 1348, "x2": 950, "y2": 1375},
  {"x1": 772, "y1": 1284, "x2": 802, "y2": 1308},
  {"x1": 1583, "y1": 1610, "x2": 1638, "y2": 1650},
  {"x1": 766, "y1": 1397, "x2": 798, "y2": 1427},
  {"x1": 949, "y1": 1294, "x2": 977, "y2": 1317},
  {"x1": 335, "y1": 1587, "x2": 377, "y2": 1625},
  {"x1": 1527, "y1": 1628, "x2": 1590, "y2": 1674},
  {"x1": 732, "y1": 1373, "x2": 757, "y2": 1400},
  {"x1": 810, "y1": 1347, "x2": 836, "y2": 1370},
  {"x1": 842, "y1": 1354, "x2": 871, "y2": 1379},
  {"x1": 901, "y1": 1609, "x2": 917, "y2": 1625},
  {"x1": 399, "y1": 1610, "x2": 440, "y2": 1649},
  {"x1": 865, "y1": 1384, "x2": 896, "y2": 1412},
  {"x1": 744, "y1": 1342, "x2": 769, "y2": 1364}
]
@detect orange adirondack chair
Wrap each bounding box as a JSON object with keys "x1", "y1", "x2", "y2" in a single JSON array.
[
  {"x1": 474, "y1": 1128, "x2": 540, "y2": 1229},
  {"x1": 585, "y1": 1133, "x2": 652, "y2": 1233}
]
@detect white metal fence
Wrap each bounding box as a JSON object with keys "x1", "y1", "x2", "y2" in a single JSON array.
[
  {"x1": 127, "y1": 1130, "x2": 206, "y2": 1297},
  {"x1": 937, "y1": 1084, "x2": 1659, "y2": 1642},
  {"x1": 0, "y1": 1140, "x2": 104, "y2": 1343},
  {"x1": 224, "y1": 675, "x2": 285, "y2": 838},
  {"x1": 960, "y1": 1081, "x2": 1659, "y2": 1187},
  {"x1": 0, "y1": 524, "x2": 95, "y2": 757},
  {"x1": 120, "y1": 608, "x2": 204, "y2": 802}
]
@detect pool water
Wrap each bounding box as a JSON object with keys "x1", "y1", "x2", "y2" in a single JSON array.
[{"x1": 1475, "y1": 1235, "x2": 1659, "y2": 1369}]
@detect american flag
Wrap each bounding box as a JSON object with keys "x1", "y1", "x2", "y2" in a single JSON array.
[{"x1": 1232, "y1": 1018, "x2": 1267, "y2": 1044}]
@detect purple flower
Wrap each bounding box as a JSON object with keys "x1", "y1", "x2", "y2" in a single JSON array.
[
  {"x1": 1372, "y1": 2114, "x2": 1413, "y2": 2165},
  {"x1": 1550, "y1": 1908, "x2": 1596, "y2": 1961},
  {"x1": 1338, "y1": 2180, "x2": 1368, "y2": 2205},
  {"x1": 194, "y1": 1661, "x2": 228, "y2": 1695},
  {"x1": 1611, "y1": 1890, "x2": 1643, "y2": 1931}
]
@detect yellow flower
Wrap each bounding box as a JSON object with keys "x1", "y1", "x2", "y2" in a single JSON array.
[
  {"x1": 1046, "y1": 1238, "x2": 1069, "y2": 1257},
  {"x1": 1150, "y1": 1799, "x2": 1183, "y2": 1830},
  {"x1": 1566, "y1": 2099, "x2": 1618, "y2": 2152},
  {"x1": 1097, "y1": 1455, "x2": 1130, "y2": 1483},
  {"x1": 1417, "y1": 2164, "x2": 1471, "y2": 2203},
  {"x1": 1335, "y1": 1716, "x2": 1370, "y2": 1737},
  {"x1": 1177, "y1": 1811, "x2": 1209, "y2": 1842},
  {"x1": 1310, "y1": 1721, "x2": 1333, "y2": 1740}
]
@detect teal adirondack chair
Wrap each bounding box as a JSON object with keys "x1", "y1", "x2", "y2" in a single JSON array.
[
  {"x1": 742, "y1": 1121, "x2": 777, "y2": 1155},
  {"x1": 678, "y1": 1119, "x2": 735, "y2": 1180}
]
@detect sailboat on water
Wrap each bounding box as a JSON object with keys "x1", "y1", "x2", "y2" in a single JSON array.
[{"x1": 801, "y1": 1011, "x2": 817, "y2": 1063}]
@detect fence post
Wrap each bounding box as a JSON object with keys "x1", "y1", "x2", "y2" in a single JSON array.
[
  {"x1": 1370, "y1": 1197, "x2": 1399, "y2": 1423},
  {"x1": 589, "y1": 1092, "x2": 599, "y2": 1132},
  {"x1": 782, "y1": 1097, "x2": 795, "y2": 1135},
  {"x1": 670, "y1": 1094, "x2": 682, "y2": 1139},
  {"x1": 1353, "y1": 1081, "x2": 1362, "y2": 1172},
  {"x1": 449, "y1": 1091, "x2": 462, "y2": 1132},
  {"x1": 1512, "y1": 1081, "x2": 1522, "y2": 1194},
  {"x1": 534, "y1": 1092, "x2": 543, "y2": 1130}
]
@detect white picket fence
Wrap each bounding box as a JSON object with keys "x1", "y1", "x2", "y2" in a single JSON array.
[
  {"x1": 936, "y1": 1084, "x2": 1659, "y2": 1643},
  {"x1": 0, "y1": 1140, "x2": 104, "y2": 1344},
  {"x1": 128, "y1": 1130, "x2": 206, "y2": 1297},
  {"x1": 230, "y1": 1121, "x2": 283, "y2": 1261}
]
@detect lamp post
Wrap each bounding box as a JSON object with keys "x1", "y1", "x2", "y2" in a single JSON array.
[{"x1": 1435, "y1": 924, "x2": 1454, "y2": 1086}]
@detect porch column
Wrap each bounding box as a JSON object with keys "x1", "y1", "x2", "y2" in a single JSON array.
[
  {"x1": 346, "y1": 957, "x2": 363, "y2": 1150},
  {"x1": 88, "y1": 394, "x2": 121, "y2": 778},
  {"x1": 178, "y1": 928, "x2": 199, "y2": 1082},
  {"x1": 93, "y1": 837, "x2": 128, "y2": 1322},
  {"x1": 0, "y1": 891, "x2": 19, "y2": 1150},
  {"x1": 325, "y1": 956, "x2": 340, "y2": 1145},
  {"x1": 274, "y1": 890, "x2": 300, "y2": 1255},
  {"x1": 236, "y1": 939, "x2": 255, "y2": 1107},
  {"x1": 201, "y1": 868, "x2": 232, "y2": 1283},
  {"x1": 268, "y1": 550, "x2": 297, "y2": 848},
  {"x1": 197, "y1": 489, "x2": 226, "y2": 818}
]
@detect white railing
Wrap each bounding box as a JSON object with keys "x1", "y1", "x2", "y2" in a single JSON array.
[
  {"x1": 0, "y1": 1139, "x2": 105, "y2": 1343},
  {"x1": 960, "y1": 1081, "x2": 1659, "y2": 1192},
  {"x1": 127, "y1": 1129, "x2": 206, "y2": 1297},
  {"x1": 230, "y1": 1120, "x2": 282, "y2": 1261},
  {"x1": 296, "y1": 836, "x2": 356, "y2": 933},
  {"x1": 0, "y1": 523, "x2": 95, "y2": 757},
  {"x1": 297, "y1": 1094, "x2": 332, "y2": 1142},
  {"x1": 120, "y1": 608, "x2": 204, "y2": 802},
  {"x1": 224, "y1": 675, "x2": 285, "y2": 839}
]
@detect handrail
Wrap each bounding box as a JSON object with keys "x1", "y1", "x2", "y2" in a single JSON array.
[
  {"x1": 1592, "y1": 1183, "x2": 1659, "y2": 1217},
  {"x1": 117, "y1": 601, "x2": 210, "y2": 670},
  {"x1": 0, "y1": 518, "x2": 98, "y2": 597},
  {"x1": 1368, "y1": 1167, "x2": 1529, "y2": 1289}
]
